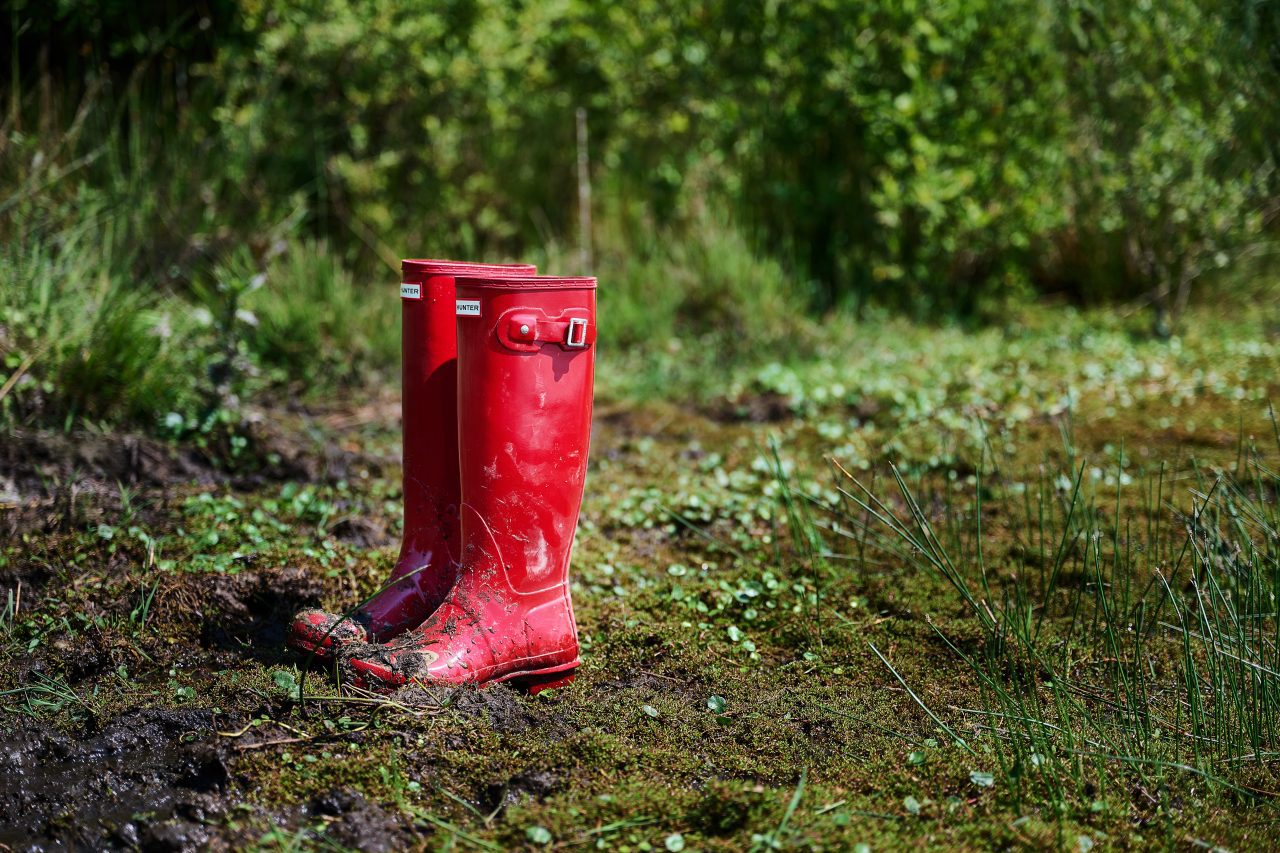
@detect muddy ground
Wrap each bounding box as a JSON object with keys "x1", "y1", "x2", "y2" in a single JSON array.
[{"x1": 3, "y1": 316, "x2": 1280, "y2": 850}]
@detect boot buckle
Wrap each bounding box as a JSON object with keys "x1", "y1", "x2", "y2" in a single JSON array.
[{"x1": 565, "y1": 318, "x2": 589, "y2": 348}]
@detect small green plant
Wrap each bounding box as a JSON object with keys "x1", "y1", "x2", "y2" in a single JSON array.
[
  {"x1": 129, "y1": 579, "x2": 160, "y2": 631},
  {"x1": 0, "y1": 671, "x2": 96, "y2": 719},
  {"x1": 0, "y1": 587, "x2": 15, "y2": 634}
]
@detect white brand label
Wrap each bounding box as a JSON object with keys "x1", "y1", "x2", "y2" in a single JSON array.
[
  {"x1": 455, "y1": 299, "x2": 481, "y2": 316},
  {"x1": 400, "y1": 283, "x2": 422, "y2": 300}
]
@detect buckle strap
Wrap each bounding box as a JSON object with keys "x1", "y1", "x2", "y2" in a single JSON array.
[{"x1": 497, "y1": 309, "x2": 596, "y2": 352}]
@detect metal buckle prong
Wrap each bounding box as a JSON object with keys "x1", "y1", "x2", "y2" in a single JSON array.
[{"x1": 565, "y1": 317, "x2": 588, "y2": 348}]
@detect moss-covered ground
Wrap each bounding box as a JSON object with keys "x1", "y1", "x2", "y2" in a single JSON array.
[{"x1": 2, "y1": 305, "x2": 1279, "y2": 850}]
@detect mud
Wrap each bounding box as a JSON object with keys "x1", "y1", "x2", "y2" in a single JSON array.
[
  {"x1": 478, "y1": 769, "x2": 560, "y2": 816},
  {"x1": 430, "y1": 684, "x2": 537, "y2": 735},
  {"x1": 327, "y1": 514, "x2": 393, "y2": 549},
  {"x1": 305, "y1": 788, "x2": 418, "y2": 852},
  {"x1": 0, "y1": 428, "x2": 216, "y2": 498},
  {"x1": 0, "y1": 707, "x2": 432, "y2": 851},
  {"x1": 0, "y1": 709, "x2": 228, "y2": 852}
]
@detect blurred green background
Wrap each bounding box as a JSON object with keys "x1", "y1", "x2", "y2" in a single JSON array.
[{"x1": 2, "y1": 0, "x2": 1278, "y2": 439}]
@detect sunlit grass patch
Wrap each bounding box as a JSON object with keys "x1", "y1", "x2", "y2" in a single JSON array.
[{"x1": 2, "y1": 302, "x2": 1277, "y2": 848}]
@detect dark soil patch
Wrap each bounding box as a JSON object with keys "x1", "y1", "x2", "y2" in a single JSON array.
[
  {"x1": 391, "y1": 682, "x2": 581, "y2": 741},
  {"x1": 478, "y1": 768, "x2": 561, "y2": 816},
  {"x1": 0, "y1": 708, "x2": 229, "y2": 852},
  {"x1": 329, "y1": 514, "x2": 394, "y2": 549},
  {"x1": 0, "y1": 708, "x2": 425, "y2": 851},
  {"x1": 708, "y1": 391, "x2": 795, "y2": 424},
  {"x1": 0, "y1": 420, "x2": 378, "y2": 538},
  {"x1": 190, "y1": 567, "x2": 326, "y2": 663},
  {"x1": 0, "y1": 428, "x2": 215, "y2": 499},
  {"x1": 306, "y1": 788, "x2": 419, "y2": 852},
  {"x1": 438, "y1": 684, "x2": 536, "y2": 734}
]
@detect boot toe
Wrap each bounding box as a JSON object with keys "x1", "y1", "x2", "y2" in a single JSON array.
[
  {"x1": 338, "y1": 643, "x2": 441, "y2": 691},
  {"x1": 287, "y1": 609, "x2": 369, "y2": 659}
]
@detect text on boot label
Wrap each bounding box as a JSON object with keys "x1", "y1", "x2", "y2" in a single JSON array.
[
  {"x1": 400, "y1": 283, "x2": 422, "y2": 299},
  {"x1": 456, "y1": 299, "x2": 481, "y2": 316}
]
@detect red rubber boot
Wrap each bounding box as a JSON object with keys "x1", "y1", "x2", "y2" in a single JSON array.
[
  {"x1": 288, "y1": 260, "x2": 536, "y2": 660},
  {"x1": 339, "y1": 274, "x2": 597, "y2": 692}
]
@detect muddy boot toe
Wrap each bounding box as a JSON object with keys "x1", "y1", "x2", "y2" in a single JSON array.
[{"x1": 287, "y1": 609, "x2": 369, "y2": 660}]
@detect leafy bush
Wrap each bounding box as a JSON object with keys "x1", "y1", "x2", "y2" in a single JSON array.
[
  {"x1": 1050, "y1": 0, "x2": 1272, "y2": 334},
  {"x1": 712, "y1": 0, "x2": 1071, "y2": 313},
  {"x1": 9, "y1": 0, "x2": 1276, "y2": 316},
  {"x1": 208, "y1": 0, "x2": 583, "y2": 259},
  {"x1": 2, "y1": 0, "x2": 1276, "y2": 438},
  {"x1": 197, "y1": 0, "x2": 1275, "y2": 315}
]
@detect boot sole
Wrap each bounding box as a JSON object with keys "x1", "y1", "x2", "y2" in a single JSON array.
[
  {"x1": 344, "y1": 656, "x2": 581, "y2": 694},
  {"x1": 493, "y1": 658, "x2": 582, "y2": 695}
]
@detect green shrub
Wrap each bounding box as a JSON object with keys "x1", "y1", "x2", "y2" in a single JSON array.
[
  {"x1": 1049, "y1": 0, "x2": 1271, "y2": 335},
  {"x1": 6, "y1": 0, "x2": 1275, "y2": 439},
  {"x1": 717, "y1": 0, "x2": 1071, "y2": 313},
  {"x1": 241, "y1": 239, "x2": 399, "y2": 387},
  {"x1": 0, "y1": 206, "x2": 204, "y2": 429},
  {"x1": 200, "y1": 0, "x2": 1273, "y2": 315},
  {"x1": 208, "y1": 0, "x2": 580, "y2": 259}
]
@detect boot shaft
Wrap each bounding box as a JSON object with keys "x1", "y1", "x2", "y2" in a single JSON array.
[
  {"x1": 453, "y1": 275, "x2": 597, "y2": 596},
  {"x1": 394, "y1": 260, "x2": 536, "y2": 594}
]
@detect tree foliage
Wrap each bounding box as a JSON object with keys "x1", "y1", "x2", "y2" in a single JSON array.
[{"x1": 5, "y1": 0, "x2": 1276, "y2": 317}]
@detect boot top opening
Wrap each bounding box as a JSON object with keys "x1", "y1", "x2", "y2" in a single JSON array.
[
  {"x1": 402, "y1": 259, "x2": 538, "y2": 281},
  {"x1": 454, "y1": 275, "x2": 597, "y2": 291}
]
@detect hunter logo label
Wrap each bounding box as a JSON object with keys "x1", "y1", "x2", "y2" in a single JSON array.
[
  {"x1": 400, "y1": 283, "x2": 422, "y2": 299},
  {"x1": 456, "y1": 299, "x2": 481, "y2": 316}
]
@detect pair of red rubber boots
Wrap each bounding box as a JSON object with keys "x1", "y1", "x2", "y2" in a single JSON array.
[{"x1": 288, "y1": 260, "x2": 596, "y2": 694}]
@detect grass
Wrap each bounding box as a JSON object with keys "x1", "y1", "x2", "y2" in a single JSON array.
[
  {"x1": 0, "y1": 205, "x2": 195, "y2": 427},
  {"x1": 0, "y1": 204, "x2": 401, "y2": 436},
  {"x1": 4, "y1": 295, "x2": 1279, "y2": 848},
  {"x1": 820, "y1": 442, "x2": 1280, "y2": 817},
  {"x1": 2, "y1": 188, "x2": 812, "y2": 441},
  {"x1": 1, "y1": 80, "x2": 820, "y2": 439},
  {"x1": 0, "y1": 87, "x2": 406, "y2": 436}
]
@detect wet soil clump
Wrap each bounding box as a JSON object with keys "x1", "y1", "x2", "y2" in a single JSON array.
[
  {"x1": 0, "y1": 708, "x2": 229, "y2": 852},
  {"x1": 306, "y1": 788, "x2": 419, "y2": 852},
  {"x1": 0, "y1": 708, "x2": 428, "y2": 851}
]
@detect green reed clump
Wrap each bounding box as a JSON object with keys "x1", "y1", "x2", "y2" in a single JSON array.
[{"x1": 807, "y1": 426, "x2": 1280, "y2": 816}]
